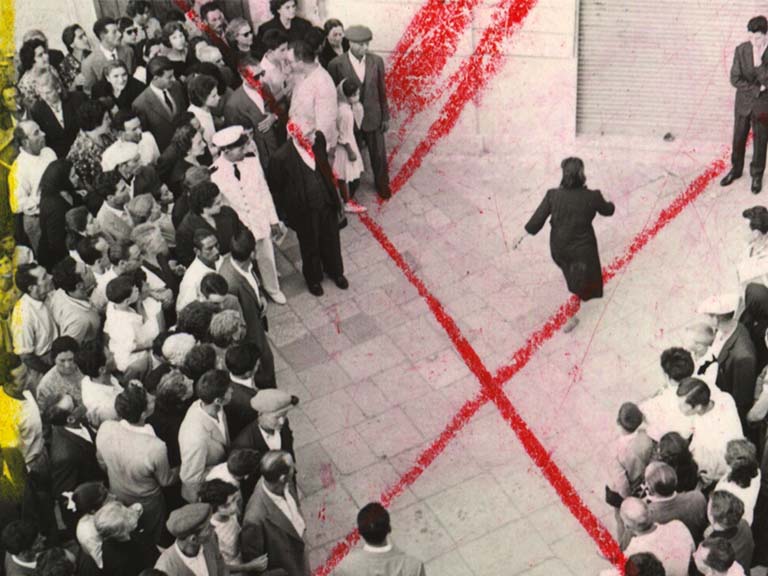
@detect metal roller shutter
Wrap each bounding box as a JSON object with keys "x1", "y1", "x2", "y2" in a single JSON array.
[{"x1": 577, "y1": 0, "x2": 765, "y2": 141}]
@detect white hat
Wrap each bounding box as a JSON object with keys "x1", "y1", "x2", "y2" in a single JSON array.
[
  {"x1": 101, "y1": 140, "x2": 139, "y2": 172},
  {"x1": 697, "y1": 293, "x2": 740, "y2": 315},
  {"x1": 212, "y1": 125, "x2": 247, "y2": 149}
]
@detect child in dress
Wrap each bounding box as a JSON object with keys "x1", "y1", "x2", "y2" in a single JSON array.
[{"x1": 334, "y1": 79, "x2": 367, "y2": 214}]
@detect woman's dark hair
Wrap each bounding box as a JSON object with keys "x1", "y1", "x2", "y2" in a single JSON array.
[
  {"x1": 162, "y1": 21, "x2": 188, "y2": 49},
  {"x1": 76, "y1": 100, "x2": 108, "y2": 132},
  {"x1": 270, "y1": 0, "x2": 294, "y2": 16},
  {"x1": 725, "y1": 439, "x2": 759, "y2": 488},
  {"x1": 118, "y1": 17, "x2": 136, "y2": 34},
  {"x1": 62, "y1": 24, "x2": 84, "y2": 54},
  {"x1": 40, "y1": 159, "x2": 75, "y2": 198},
  {"x1": 559, "y1": 156, "x2": 586, "y2": 189},
  {"x1": 304, "y1": 27, "x2": 325, "y2": 55},
  {"x1": 198, "y1": 478, "x2": 238, "y2": 508},
  {"x1": 189, "y1": 181, "x2": 220, "y2": 214},
  {"x1": 19, "y1": 39, "x2": 48, "y2": 73},
  {"x1": 169, "y1": 122, "x2": 199, "y2": 157},
  {"x1": 323, "y1": 18, "x2": 343, "y2": 36},
  {"x1": 127, "y1": 0, "x2": 151, "y2": 17},
  {"x1": 341, "y1": 78, "x2": 360, "y2": 99},
  {"x1": 187, "y1": 74, "x2": 218, "y2": 107}
]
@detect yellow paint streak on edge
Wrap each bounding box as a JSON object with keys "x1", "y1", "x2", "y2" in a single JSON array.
[{"x1": 0, "y1": 0, "x2": 25, "y2": 503}]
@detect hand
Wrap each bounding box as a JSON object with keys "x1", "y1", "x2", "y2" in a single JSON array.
[
  {"x1": 258, "y1": 114, "x2": 277, "y2": 133},
  {"x1": 250, "y1": 554, "x2": 269, "y2": 571},
  {"x1": 381, "y1": 120, "x2": 389, "y2": 133},
  {"x1": 348, "y1": 149, "x2": 358, "y2": 162}
]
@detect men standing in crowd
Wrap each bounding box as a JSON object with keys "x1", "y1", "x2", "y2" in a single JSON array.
[
  {"x1": 328, "y1": 25, "x2": 391, "y2": 199},
  {"x1": 155, "y1": 503, "x2": 228, "y2": 575},
  {"x1": 12, "y1": 263, "x2": 57, "y2": 381},
  {"x1": 82, "y1": 17, "x2": 136, "y2": 94},
  {"x1": 132, "y1": 57, "x2": 186, "y2": 151},
  {"x1": 722, "y1": 16, "x2": 768, "y2": 194}
]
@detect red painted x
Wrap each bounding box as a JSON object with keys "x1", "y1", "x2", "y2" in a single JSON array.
[{"x1": 175, "y1": 2, "x2": 730, "y2": 574}]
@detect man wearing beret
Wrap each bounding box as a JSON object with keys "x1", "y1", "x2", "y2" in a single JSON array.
[
  {"x1": 155, "y1": 503, "x2": 228, "y2": 576},
  {"x1": 328, "y1": 25, "x2": 392, "y2": 200},
  {"x1": 232, "y1": 389, "x2": 297, "y2": 462}
]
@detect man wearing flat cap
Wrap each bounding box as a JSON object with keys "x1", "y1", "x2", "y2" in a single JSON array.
[
  {"x1": 329, "y1": 25, "x2": 392, "y2": 199},
  {"x1": 698, "y1": 292, "x2": 757, "y2": 429},
  {"x1": 155, "y1": 502, "x2": 228, "y2": 576},
  {"x1": 233, "y1": 389, "x2": 297, "y2": 462},
  {"x1": 132, "y1": 56, "x2": 187, "y2": 151}
]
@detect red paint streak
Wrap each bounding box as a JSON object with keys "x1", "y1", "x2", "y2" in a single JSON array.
[
  {"x1": 386, "y1": 0, "x2": 483, "y2": 115},
  {"x1": 390, "y1": 0, "x2": 539, "y2": 196}
]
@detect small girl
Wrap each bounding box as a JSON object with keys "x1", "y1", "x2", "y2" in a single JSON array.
[{"x1": 334, "y1": 79, "x2": 367, "y2": 214}]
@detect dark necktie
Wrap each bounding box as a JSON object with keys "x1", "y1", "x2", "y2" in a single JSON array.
[
  {"x1": 162, "y1": 90, "x2": 175, "y2": 114},
  {"x1": 233, "y1": 163, "x2": 241, "y2": 181},
  {"x1": 697, "y1": 354, "x2": 718, "y2": 375}
]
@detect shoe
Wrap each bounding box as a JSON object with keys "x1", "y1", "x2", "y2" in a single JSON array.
[
  {"x1": 562, "y1": 316, "x2": 580, "y2": 334},
  {"x1": 308, "y1": 283, "x2": 324, "y2": 296},
  {"x1": 344, "y1": 201, "x2": 367, "y2": 214},
  {"x1": 266, "y1": 290, "x2": 287, "y2": 305},
  {"x1": 334, "y1": 275, "x2": 349, "y2": 290},
  {"x1": 753, "y1": 176, "x2": 763, "y2": 194},
  {"x1": 720, "y1": 171, "x2": 741, "y2": 187},
  {"x1": 378, "y1": 188, "x2": 392, "y2": 200}
]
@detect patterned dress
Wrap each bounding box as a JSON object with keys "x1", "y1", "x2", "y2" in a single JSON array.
[
  {"x1": 17, "y1": 68, "x2": 64, "y2": 112},
  {"x1": 66, "y1": 131, "x2": 116, "y2": 192}
]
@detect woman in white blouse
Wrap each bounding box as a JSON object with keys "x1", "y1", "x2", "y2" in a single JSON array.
[
  {"x1": 187, "y1": 74, "x2": 222, "y2": 147},
  {"x1": 714, "y1": 438, "x2": 761, "y2": 525}
]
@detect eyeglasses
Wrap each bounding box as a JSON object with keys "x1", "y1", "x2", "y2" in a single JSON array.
[
  {"x1": 251, "y1": 70, "x2": 265, "y2": 80},
  {"x1": 240, "y1": 29, "x2": 253, "y2": 37},
  {"x1": 124, "y1": 28, "x2": 138, "y2": 35}
]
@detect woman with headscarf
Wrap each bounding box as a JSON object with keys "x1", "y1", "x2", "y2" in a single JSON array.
[
  {"x1": 319, "y1": 18, "x2": 349, "y2": 69},
  {"x1": 513, "y1": 157, "x2": 615, "y2": 333},
  {"x1": 38, "y1": 159, "x2": 84, "y2": 270}
]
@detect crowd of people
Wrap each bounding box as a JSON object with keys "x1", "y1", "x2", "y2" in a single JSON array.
[
  {"x1": 0, "y1": 0, "x2": 427, "y2": 575},
  {"x1": 602, "y1": 207, "x2": 768, "y2": 575}
]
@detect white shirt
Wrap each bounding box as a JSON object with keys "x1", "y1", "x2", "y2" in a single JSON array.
[
  {"x1": 243, "y1": 82, "x2": 266, "y2": 114},
  {"x1": 82, "y1": 375, "x2": 122, "y2": 425},
  {"x1": 104, "y1": 305, "x2": 156, "y2": 371},
  {"x1": 624, "y1": 520, "x2": 694, "y2": 576},
  {"x1": 211, "y1": 155, "x2": 278, "y2": 240},
  {"x1": 66, "y1": 424, "x2": 93, "y2": 444},
  {"x1": 230, "y1": 374, "x2": 255, "y2": 390},
  {"x1": 289, "y1": 64, "x2": 338, "y2": 150},
  {"x1": 175, "y1": 542, "x2": 209, "y2": 576},
  {"x1": 99, "y1": 43, "x2": 119, "y2": 62},
  {"x1": 12, "y1": 294, "x2": 57, "y2": 357},
  {"x1": 263, "y1": 483, "x2": 305, "y2": 537},
  {"x1": 206, "y1": 462, "x2": 239, "y2": 487},
  {"x1": 188, "y1": 104, "x2": 216, "y2": 145},
  {"x1": 640, "y1": 383, "x2": 694, "y2": 442},
  {"x1": 689, "y1": 397, "x2": 744, "y2": 484},
  {"x1": 259, "y1": 426, "x2": 281, "y2": 451},
  {"x1": 77, "y1": 514, "x2": 103, "y2": 568},
  {"x1": 9, "y1": 147, "x2": 57, "y2": 215},
  {"x1": 349, "y1": 53, "x2": 366, "y2": 84},
  {"x1": 91, "y1": 268, "x2": 116, "y2": 313},
  {"x1": 177, "y1": 257, "x2": 221, "y2": 312},
  {"x1": 231, "y1": 258, "x2": 264, "y2": 308}
]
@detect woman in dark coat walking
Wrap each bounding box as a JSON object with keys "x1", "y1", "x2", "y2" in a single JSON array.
[
  {"x1": 39, "y1": 159, "x2": 83, "y2": 270},
  {"x1": 514, "y1": 157, "x2": 615, "y2": 332}
]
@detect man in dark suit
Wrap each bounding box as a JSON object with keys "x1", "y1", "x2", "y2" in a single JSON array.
[
  {"x1": 223, "y1": 56, "x2": 280, "y2": 173},
  {"x1": 132, "y1": 56, "x2": 186, "y2": 152},
  {"x1": 218, "y1": 228, "x2": 277, "y2": 389},
  {"x1": 722, "y1": 16, "x2": 768, "y2": 193},
  {"x1": 82, "y1": 17, "x2": 136, "y2": 94},
  {"x1": 267, "y1": 132, "x2": 346, "y2": 296},
  {"x1": 699, "y1": 294, "x2": 758, "y2": 429},
  {"x1": 232, "y1": 389, "x2": 297, "y2": 461},
  {"x1": 30, "y1": 82, "x2": 84, "y2": 159},
  {"x1": 328, "y1": 25, "x2": 391, "y2": 199},
  {"x1": 241, "y1": 451, "x2": 309, "y2": 576},
  {"x1": 45, "y1": 393, "x2": 104, "y2": 535}
]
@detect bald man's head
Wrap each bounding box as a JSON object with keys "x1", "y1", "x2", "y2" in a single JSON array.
[{"x1": 620, "y1": 497, "x2": 652, "y2": 532}]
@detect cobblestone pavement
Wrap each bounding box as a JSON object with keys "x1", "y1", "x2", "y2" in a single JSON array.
[{"x1": 265, "y1": 127, "x2": 755, "y2": 574}]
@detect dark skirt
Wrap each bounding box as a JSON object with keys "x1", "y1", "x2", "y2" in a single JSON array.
[{"x1": 550, "y1": 235, "x2": 604, "y2": 301}]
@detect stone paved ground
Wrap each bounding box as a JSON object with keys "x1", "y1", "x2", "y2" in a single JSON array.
[{"x1": 264, "y1": 126, "x2": 758, "y2": 573}]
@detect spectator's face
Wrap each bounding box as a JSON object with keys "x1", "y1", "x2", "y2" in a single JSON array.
[
  {"x1": 327, "y1": 26, "x2": 344, "y2": 48},
  {"x1": 86, "y1": 213, "x2": 101, "y2": 237},
  {"x1": 204, "y1": 86, "x2": 221, "y2": 110},
  {"x1": 31, "y1": 266, "x2": 54, "y2": 298},
  {"x1": 69, "y1": 165, "x2": 82, "y2": 189},
  {"x1": 38, "y1": 82, "x2": 60, "y2": 106},
  {"x1": 197, "y1": 235, "x2": 220, "y2": 265},
  {"x1": 109, "y1": 179, "x2": 132, "y2": 208},
  {"x1": 205, "y1": 10, "x2": 226, "y2": 34},
  {"x1": 206, "y1": 193, "x2": 223, "y2": 216},
  {"x1": 121, "y1": 117, "x2": 143, "y2": 143},
  {"x1": 235, "y1": 25, "x2": 253, "y2": 51},
  {"x1": 5, "y1": 364, "x2": 28, "y2": 396},
  {"x1": 1, "y1": 87, "x2": 17, "y2": 112},
  {"x1": 0, "y1": 235, "x2": 13, "y2": 254},
  {"x1": 218, "y1": 491, "x2": 240, "y2": 517},
  {"x1": 134, "y1": 10, "x2": 150, "y2": 26},
  {"x1": 107, "y1": 66, "x2": 128, "y2": 91},
  {"x1": 169, "y1": 29, "x2": 187, "y2": 52},
  {"x1": 72, "y1": 27, "x2": 91, "y2": 51},
  {"x1": 750, "y1": 31, "x2": 767, "y2": 46},
  {"x1": 286, "y1": 48, "x2": 300, "y2": 73},
  {"x1": 122, "y1": 26, "x2": 139, "y2": 46},
  {"x1": 349, "y1": 40, "x2": 369, "y2": 60},
  {"x1": 259, "y1": 409, "x2": 287, "y2": 432},
  {"x1": 32, "y1": 45, "x2": 49, "y2": 70},
  {"x1": 55, "y1": 351, "x2": 77, "y2": 376},
  {"x1": 125, "y1": 244, "x2": 143, "y2": 271},
  {"x1": 148, "y1": 226, "x2": 168, "y2": 256},
  {"x1": 277, "y1": 1, "x2": 296, "y2": 22},
  {"x1": 77, "y1": 261, "x2": 97, "y2": 295},
  {"x1": 194, "y1": 520, "x2": 214, "y2": 543},
  {"x1": 223, "y1": 142, "x2": 246, "y2": 162},
  {"x1": 22, "y1": 121, "x2": 46, "y2": 155},
  {"x1": 272, "y1": 42, "x2": 288, "y2": 63},
  {"x1": 101, "y1": 24, "x2": 122, "y2": 49},
  {"x1": 153, "y1": 69, "x2": 175, "y2": 90},
  {"x1": 190, "y1": 131, "x2": 207, "y2": 157},
  {"x1": 120, "y1": 153, "x2": 141, "y2": 180}
]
